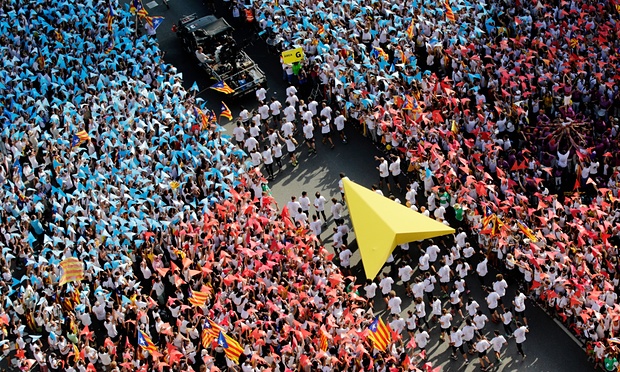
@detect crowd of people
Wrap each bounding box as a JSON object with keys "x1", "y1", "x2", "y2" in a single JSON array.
[
  {"x1": 1, "y1": 0, "x2": 620, "y2": 370},
  {"x1": 244, "y1": 0, "x2": 620, "y2": 368}
]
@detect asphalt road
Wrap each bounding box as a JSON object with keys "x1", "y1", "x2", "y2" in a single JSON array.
[{"x1": 149, "y1": 2, "x2": 596, "y2": 371}]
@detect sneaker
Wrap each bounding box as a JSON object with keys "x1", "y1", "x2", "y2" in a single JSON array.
[
  {"x1": 464, "y1": 359, "x2": 470, "y2": 364},
  {"x1": 497, "y1": 358, "x2": 502, "y2": 364},
  {"x1": 450, "y1": 354, "x2": 457, "y2": 360},
  {"x1": 292, "y1": 162, "x2": 298, "y2": 167},
  {"x1": 522, "y1": 354, "x2": 527, "y2": 360},
  {"x1": 343, "y1": 139, "x2": 347, "y2": 144},
  {"x1": 331, "y1": 144, "x2": 335, "y2": 149}
]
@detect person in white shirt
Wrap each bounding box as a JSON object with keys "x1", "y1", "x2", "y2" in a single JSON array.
[
  {"x1": 430, "y1": 296, "x2": 442, "y2": 323},
  {"x1": 364, "y1": 279, "x2": 378, "y2": 305},
  {"x1": 195, "y1": 47, "x2": 209, "y2": 64},
  {"x1": 473, "y1": 309, "x2": 488, "y2": 331},
  {"x1": 379, "y1": 273, "x2": 395, "y2": 303},
  {"x1": 390, "y1": 313, "x2": 406, "y2": 336},
  {"x1": 244, "y1": 136, "x2": 259, "y2": 153},
  {"x1": 406, "y1": 310, "x2": 417, "y2": 338},
  {"x1": 256, "y1": 86, "x2": 267, "y2": 104},
  {"x1": 338, "y1": 246, "x2": 352, "y2": 273},
  {"x1": 283, "y1": 101, "x2": 296, "y2": 123},
  {"x1": 438, "y1": 259, "x2": 453, "y2": 294},
  {"x1": 415, "y1": 329, "x2": 430, "y2": 352},
  {"x1": 320, "y1": 120, "x2": 335, "y2": 148},
  {"x1": 299, "y1": 191, "x2": 311, "y2": 216},
  {"x1": 513, "y1": 322, "x2": 529, "y2": 358},
  {"x1": 418, "y1": 253, "x2": 430, "y2": 272},
  {"x1": 314, "y1": 192, "x2": 327, "y2": 221},
  {"x1": 330, "y1": 198, "x2": 343, "y2": 224},
  {"x1": 462, "y1": 318, "x2": 477, "y2": 353},
  {"x1": 477, "y1": 257, "x2": 489, "y2": 287},
  {"x1": 233, "y1": 121, "x2": 247, "y2": 144},
  {"x1": 422, "y1": 272, "x2": 436, "y2": 302},
  {"x1": 319, "y1": 101, "x2": 332, "y2": 122},
  {"x1": 439, "y1": 308, "x2": 453, "y2": 341},
  {"x1": 303, "y1": 121, "x2": 316, "y2": 154},
  {"x1": 334, "y1": 113, "x2": 347, "y2": 143},
  {"x1": 411, "y1": 278, "x2": 425, "y2": 301},
  {"x1": 309, "y1": 215, "x2": 322, "y2": 243},
  {"x1": 387, "y1": 291, "x2": 402, "y2": 315},
  {"x1": 490, "y1": 330, "x2": 508, "y2": 363},
  {"x1": 258, "y1": 103, "x2": 270, "y2": 124},
  {"x1": 262, "y1": 145, "x2": 275, "y2": 179},
  {"x1": 426, "y1": 242, "x2": 441, "y2": 263},
  {"x1": 449, "y1": 326, "x2": 469, "y2": 363},
  {"x1": 281, "y1": 121, "x2": 295, "y2": 138},
  {"x1": 513, "y1": 290, "x2": 528, "y2": 326},
  {"x1": 389, "y1": 154, "x2": 402, "y2": 192},
  {"x1": 486, "y1": 291, "x2": 501, "y2": 322},
  {"x1": 474, "y1": 334, "x2": 493, "y2": 370},
  {"x1": 493, "y1": 274, "x2": 508, "y2": 298},
  {"x1": 375, "y1": 156, "x2": 390, "y2": 191},
  {"x1": 455, "y1": 229, "x2": 467, "y2": 248},
  {"x1": 500, "y1": 308, "x2": 514, "y2": 336},
  {"x1": 398, "y1": 264, "x2": 414, "y2": 293}
]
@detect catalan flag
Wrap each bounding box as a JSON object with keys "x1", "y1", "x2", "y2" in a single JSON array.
[
  {"x1": 516, "y1": 219, "x2": 538, "y2": 242},
  {"x1": 569, "y1": 38, "x2": 578, "y2": 48},
  {"x1": 71, "y1": 130, "x2": 90, "y2": 148},
  {"x1": 402, "y1": 95, "x2": 414, "y2": 110},
  {"x1": 220, "y1": 102, "x2": 233, "y2": 120},
  {"x1": 444, "y1": 1, "x2": 456, "y2": 22},
  {"x1": 317, "y1": 24, "x2": 325, "y2": 36},
  {"x1": 137, "y1": 330, "x2": 158, "y2": 353},
  {"x1": 217, "y1": 331, "x2": 244, "y2": 364},
  {"x1": 188, "y1": 288, "x2": 210, "y2": 307},
  {"x1": 145, "y1": 15, "x2": 165, "y2": 30},
  {"x1": 367, "y1": 317, "x2": 392, "y2": 352},
  {"x1": 491, "y1": 215, "x2": 505, "y2": 236},
  {"x1": 319, "y1": 330, "x2": 329, "y2": 351},
  {"x1": 451, "y1": 119, "x2": 458, "y2": 133},
  {"x1": 371, "y1": 46, "x2": 389, "y2": 61},
  {"x1": 59, "y1": 257, "x2": 85, "y2": 286},
  {"x1": 105, "y1": 38, "x2": 115, "y2": 54},
  {"x1": 210, "y1": 81, "x2": 235, "y2": 94},
  {"x1": 129, "y1": 0, "x2": 143, "y2": 14},
  {"x1": 193, "y1": 106, "x2": 208, "y2": 129},
  {"x1": 406, "y1": 19, "x2": 415, "y2": 39},
  {"x1": 202, "y1": 318, "x2": 223, "y2": 347},
  {"x1": 106, "y1": 3, "x2": 116, "y2": 31}
]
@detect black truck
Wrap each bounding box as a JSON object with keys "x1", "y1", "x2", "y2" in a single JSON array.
[{"x1": 174, "y1": 14, "x2": 267, "y2": 98}]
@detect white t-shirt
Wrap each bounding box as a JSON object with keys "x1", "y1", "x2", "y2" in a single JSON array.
[
  {"x1": 398, "y1": 265, "x2": 413, "y2": 283},
  {"x1": 388, "y1": 296, "x2": 402, "y2": 314},
  {"x1": 415, "y1": 331, "x2": 430, "y2": 348},
  {"x1": 303, "y1": 123, "x2": 314, "y2": 139},
  {"x1": 379, "y1": 277, "x2": 394, "y2": 294},
  {"x1": 486, "y1": 291, "x2": 500, "y2": 309},
  {"x1": 364, "y1": 282, "x2": 378, "y2": 298},
  {"x1": 514, "y1": 293, "x2": 526, "y2": 312},
  {"x1": 379, "y1": 160, "x2": 389, "y2": 178},
  {"x1": 513, "y1": 326, "x2": 528, "y2": 343},
  {"x1": 490, "y1": 335, "x2": 507, "y2": 352}
]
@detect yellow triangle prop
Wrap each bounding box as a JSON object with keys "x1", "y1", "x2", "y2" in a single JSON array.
[{"x1": 343, "y1": 179, "x2": 455, "y2": 280}]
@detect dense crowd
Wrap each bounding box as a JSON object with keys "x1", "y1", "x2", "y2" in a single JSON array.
[
  {"x1": 2, "y1": 0, "x2": 620, "y2": 370},
  {"x1": 245, "y1": 0, "x2": 620, "y2": 368}
]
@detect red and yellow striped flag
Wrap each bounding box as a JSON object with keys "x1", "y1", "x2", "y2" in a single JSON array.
[
  {"x1": 217, "y1": 331, "x2": 244, "y2": 364},
  {"x1": 367, "y1": 317, "x2": 392, "y2": 351},
  {"x1": 202, "y1": 318, "x2": 223, "y2": 347},
  {"x1": 59, "y1": 257, "x2": 84, "y2": 286},
  {"x1": 188, "y1": 288, "x2": 210, "y2": 307},
  {"x1": 444, "y1": 1, "x2": 456, "y2": 22},
  {"x1": 319, "y1": 330, "x2": 329, "y2": 351}
]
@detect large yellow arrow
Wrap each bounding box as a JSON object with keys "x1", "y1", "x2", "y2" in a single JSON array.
[{"x1": 343, "y1": 178, "x2": 455, "y2": 279}]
